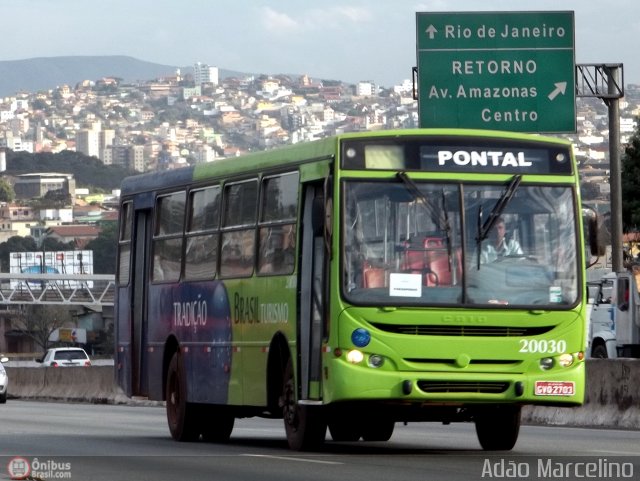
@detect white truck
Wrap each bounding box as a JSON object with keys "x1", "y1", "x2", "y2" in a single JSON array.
[{"x1": 588, "y1": 269, "x2": 640, "y2": 358}]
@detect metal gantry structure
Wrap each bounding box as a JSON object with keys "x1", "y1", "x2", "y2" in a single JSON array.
[
  {"x1": 576, "y1": 63, "x2": 625, "y2": 272},
  {"x1": 0, "y1": 273, "x2": 115, "y2": 308}
]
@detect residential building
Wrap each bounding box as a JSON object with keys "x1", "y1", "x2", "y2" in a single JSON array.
[
  {"x1": 194, "y1": 62, "x2": 219, "y2": 86},
  {"x1": 46, "y1": 224, "x2": 100, "y2": 248},
  {"x1": 76, "y1": 129, "x2": 100, "y2": 158}
]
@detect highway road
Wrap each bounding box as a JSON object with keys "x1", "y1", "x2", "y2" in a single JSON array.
[{"x1": 1, "y1": 400, "x2": 639, "y2": 481}]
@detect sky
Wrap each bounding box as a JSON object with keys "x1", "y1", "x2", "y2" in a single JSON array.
[{"x1": 1, "y1": 0, "x2": 638, "y2": 87}]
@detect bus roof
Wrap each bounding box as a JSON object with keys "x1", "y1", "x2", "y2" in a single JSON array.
[{"x1": 119, "y1": 129, "x2": 571, "y2": 196}]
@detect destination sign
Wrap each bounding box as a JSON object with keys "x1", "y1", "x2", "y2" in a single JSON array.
[
  {"x1": 419, "y1": 145, "x2": 572, "y2": 174},
  {"x1": 340, "y1": 137, "x2": 573, "y2": 174},
  {"x1": 416, "y1": 11, "x2": 576, "y2": 133}
]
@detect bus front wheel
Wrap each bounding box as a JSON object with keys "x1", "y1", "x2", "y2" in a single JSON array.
[
  {"x1": 166, "y1": 351, "x2": 200, "y2": 442},
  {"x1": 362, "y1": 419, "x2": 395, "y2": 442},
  {"x1": 281, "y1": 358, "x2": 326, "y2": 451},
  {"x1": 474, "y1": 405, "x2": 521, "y2": 451}
]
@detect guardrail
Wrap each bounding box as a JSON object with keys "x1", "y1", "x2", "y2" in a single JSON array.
[
  {"x1": 5, "y1": 360, "x2": 640, "y2": 429},
  {"x1": 0, "y1": 273, "x2": 115, "y2": 307}
]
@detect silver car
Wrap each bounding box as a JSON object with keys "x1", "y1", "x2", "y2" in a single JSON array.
[
  {"x1": 37, "y1": 348, "x2": 92, "y2": 367},
  {"x1": 0, "y1": 356, "x2": 8, "y2": 403}
]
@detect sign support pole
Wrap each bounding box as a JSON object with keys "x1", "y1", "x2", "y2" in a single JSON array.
[{"x1": 606, "y1": 67, "x2": 623, "y2": 272}]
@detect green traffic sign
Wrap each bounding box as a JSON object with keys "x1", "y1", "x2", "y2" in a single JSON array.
[{"x1": 416, "y1": 11, "x2": 576, "y2": 133}]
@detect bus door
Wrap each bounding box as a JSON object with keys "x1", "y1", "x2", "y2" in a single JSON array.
[
  {"x1": 131, "y1": 208, "x2": 152, "y2": 397},
  {"x1": 298, "y1": 183, "x2": 326, "y2": 400}
]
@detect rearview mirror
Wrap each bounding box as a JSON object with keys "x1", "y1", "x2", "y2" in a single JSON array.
[{"x1": 583, "y1": 207, "x2": 604, "y2": 263}]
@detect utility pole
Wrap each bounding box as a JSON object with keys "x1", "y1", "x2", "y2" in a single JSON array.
[{"x1": 576, "y1": 64, "x2": 624, "y2": 272}]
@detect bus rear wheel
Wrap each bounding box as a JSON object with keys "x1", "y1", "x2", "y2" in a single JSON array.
[
  {"x1": 166, "y1": 351, "x2": 200, "y2": 442},
  {"x1": 474, "y1": 405, "x2": 521, "y2": 451},
  {"x1": 281, "y1": 358, "x2": 326, "y2": 451}
]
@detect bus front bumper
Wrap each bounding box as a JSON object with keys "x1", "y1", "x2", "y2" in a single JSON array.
[{"x1": 323, "y1": 356, "x2": 585, "y2": 406}]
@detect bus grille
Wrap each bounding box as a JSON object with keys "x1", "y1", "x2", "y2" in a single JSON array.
[
  {"x1": 369, "y1": 323, "x2": 553, "y2": 337},
  {"x1": 404, "y1": 358, "x2": 522, "y2": 367},
  {"x1": 417, "y1": 380, "x2": 510, "y2": 394}
]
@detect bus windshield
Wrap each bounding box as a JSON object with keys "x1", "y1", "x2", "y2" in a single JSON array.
[{"x1": 343, "y1": 179, "x2": 578, "y2": 308}]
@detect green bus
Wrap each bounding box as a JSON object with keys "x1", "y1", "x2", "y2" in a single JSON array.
[{"x1": 115, "y1": 128, "x2": 595, "y2": 451}]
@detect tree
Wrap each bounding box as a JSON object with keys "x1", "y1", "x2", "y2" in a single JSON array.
[
  {"x1": 84, "y1": 222, "x2": 117, "y2": 274},
  {"x1": 0, "y1": 178, "x2": 15, "y2": 202},
  {"x1": 5, "y1": 149, "x2": 135, "y2": 192},
  {"x1": 0, "y1": 236, "x2": 38, "y2": 271},
  {"x1": 41, "y1": 236, "x2": 75, "y2": 252},
  {"x1": 43, "y1": 188, "x2": 72, "y2": 207},
  {"x1": 11, "y1": 305, "x2": 74, "y2": 351},
  {"x1": 0, "y1": 235, "x2": 74, "y2": 272},
  {"x1": 621, "y1": 120, "x2": 640, "y2": 230}
]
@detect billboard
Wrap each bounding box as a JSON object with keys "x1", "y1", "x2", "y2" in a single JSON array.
[{"x1": 10, "y1": 250, "x2": 94, "y2": 288}]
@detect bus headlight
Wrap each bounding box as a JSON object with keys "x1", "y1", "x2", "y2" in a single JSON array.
[
  {"x1": 558, "y1": 353, "x2": 574, "y2": 368},
  {"x1": 368, "y1": 354, "x2": 385, "y2": 368},
  {"x1": 539, "y1": 357, "x2": 554, "y2": 370},
  {"x1": 346, "y1": 350, "x2": 364, "y2": 364}
]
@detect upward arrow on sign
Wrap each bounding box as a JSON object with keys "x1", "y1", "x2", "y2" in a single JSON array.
[{"x1": 425, "y1": 25, "x2": 438, "y2": 39}]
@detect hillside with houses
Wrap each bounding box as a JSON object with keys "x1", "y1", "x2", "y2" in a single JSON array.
[{"x1": 0, "y1": 62, "x2": 638, "y2": 260}]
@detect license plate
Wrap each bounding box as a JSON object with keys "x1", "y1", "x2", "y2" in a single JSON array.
[{"x1": 534, "y1": 381, "x2": 575, "y2": 396}]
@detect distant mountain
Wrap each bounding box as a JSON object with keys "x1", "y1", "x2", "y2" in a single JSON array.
[{"x1": 0, "y1": 55, "x2": 244, "y2": 97}]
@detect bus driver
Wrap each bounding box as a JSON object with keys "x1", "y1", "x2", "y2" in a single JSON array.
[{"x1": 481, "y1": 217, "x2": 522, "y2": 263}]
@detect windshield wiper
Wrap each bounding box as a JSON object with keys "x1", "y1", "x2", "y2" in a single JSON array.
[
  {"x1": 396, "y1": 172, "x2": 450, "y2": 234},
  {"x1": 441, "y1": 189, "x2": 452, "y2": 273},
  {"x1": 475, "y1": 174, "x2": 522, "y2": 269},
  {"x1": 396, "y1": 172, "x2": 453, "y2": 273}
]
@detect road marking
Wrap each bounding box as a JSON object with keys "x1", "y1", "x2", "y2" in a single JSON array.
[
  {"x1": 586, "y1": 450, "x2": 640, "y2": 456},
  {"x1": 241, "y1": 454, "x2": 343, "y2": 465}
]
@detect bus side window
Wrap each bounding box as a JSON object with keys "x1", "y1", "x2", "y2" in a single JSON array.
[
  {"x1": 220, "y1": 179, "x2": 258, "y2": 278},
  {"x1": 152, "y1": 191, "x2": 185, "y2": 282},
  {"x1": 257, "y1": 172, "x2": 299, "y2": 276},
  {"x1": 258, "y1": 224, "x2": 296, "y2": 275},
  {"x1": 185, "y1": 185, "x2": 220, "y2": 280},
  {"x1": 117, "y1": 201, "x2": 133, "y2": 285}
]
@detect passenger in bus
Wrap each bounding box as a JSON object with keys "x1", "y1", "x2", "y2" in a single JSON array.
[
  {"x1": 258, "y1": 225, "x2": 296, "y2": 275},
  {"x1": 480, "y1": 217, "x2": 522, "y2": 263}
]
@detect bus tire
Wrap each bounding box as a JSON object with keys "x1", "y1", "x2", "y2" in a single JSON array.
[
  {"x1": 361, "y1": 420, "x2": 394, "y2": 442},
  {"x1": 281, "y1": 358, "x2": 326, "y2": 451},
  {"x1": 592, "y1": 343, "x2": 608, "y2": 359},
  {"x1": 201, "y1": 407, "x2": 234, "y2": 443},
  {"x1": 166, "y1": 351, "x2": 200, "y2": 442},
  {"x1": 475, "y1": 405, "x2": 520, "y2": 451}
]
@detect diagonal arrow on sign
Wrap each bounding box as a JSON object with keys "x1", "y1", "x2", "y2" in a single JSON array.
[{"x1": 548, "y1": 82, "x2": 567, "y2": 101}]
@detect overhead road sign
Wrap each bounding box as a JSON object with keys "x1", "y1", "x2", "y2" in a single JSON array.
[{"x1": 416, "y1": 11, "x2": 576, "y2": 133}]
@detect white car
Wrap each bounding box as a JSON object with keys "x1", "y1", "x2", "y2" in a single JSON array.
[
  {"x1": 37, "y1": 348, "x2": 92, "y2": 367},
  {"x1": 0, "y1": 356, "x2": 8, "y2": 403}
]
